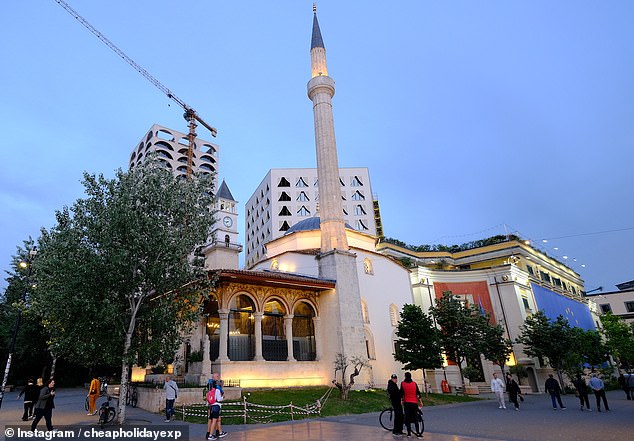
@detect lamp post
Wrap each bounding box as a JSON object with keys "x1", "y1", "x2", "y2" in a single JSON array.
[{"x1": 0, "y1": 248, "x2": 37, "y2": 410}]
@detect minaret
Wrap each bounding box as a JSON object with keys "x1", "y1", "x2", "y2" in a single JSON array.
[
  {"x1": 307, "y1": 5, "x2": 348, "y2": 253},
  {"x1": 307, "y1": 5, "x2": 367, "y2": 378}
]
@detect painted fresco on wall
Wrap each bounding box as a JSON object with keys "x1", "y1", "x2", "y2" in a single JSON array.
[
  {"x1": 531, "y1": 283, "x2": 595, "y2": 330},
  {"x1": 433, "y1": 281, "x2": 496, "y2": 322}
]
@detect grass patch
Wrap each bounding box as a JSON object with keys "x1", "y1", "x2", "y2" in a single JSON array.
[{"x1": 179, "y1": 387, "x2": 479, "y2": 425}]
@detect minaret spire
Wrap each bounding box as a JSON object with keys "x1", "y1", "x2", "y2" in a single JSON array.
[{"x1": 307, "y1": 7, "x2": 347, "y2": 252}]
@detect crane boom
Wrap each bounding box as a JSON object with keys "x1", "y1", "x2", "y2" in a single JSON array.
[{"x1": 54, "y1": 0, "x2": 217, "y2": 177}]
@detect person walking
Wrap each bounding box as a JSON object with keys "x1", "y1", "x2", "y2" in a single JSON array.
[
  {"x1": 205, "y1": 381, "x2": 224, "y2": 440},
  {"x1": 617, "y1": 373, "x2": 631, "y2": 400},
  {"x1": 491, "y1": 372, "x2": 506, "y2": 409},
  {"x1": 572, "y1": 373, "x2": 592, "y2": 411},
  {"x1": 17, "y1": 378, "x2": 40, "y2": 421},
  {"x1": 588, "y1": 374, "x2": 610, "y2": 412},
  {"x1": 87, "y1": 376, "x2": 101, "y2": 415},
  {"x1": 31, "y1": 378, "x2": 55, "y2": 431},
  {"x1": 545, "y1": 374, "x2": 566, "y2": 410},
  {"x1": 505, "y1": 373, "x2": 521, "y2": 411},
  {"x1": 387, "y1": 374, "x2": 405, "y2": 436},
  {"x1": 205, "y1": 373, "x2": 227, "y2": 439},
  {"x1": 163, "y1": 376, "x2": 179, "y2": 422},
  {"x1": 400, "y1": 372, "x2": 422, "y2": 438}
]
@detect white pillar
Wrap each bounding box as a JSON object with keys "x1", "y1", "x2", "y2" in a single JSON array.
[
  {"x1": 313, "y1": 316, "x2": 322, "y2": 361},
  {"x1": 218, "y1": 310, "x2": 230, "y2": 362},
  {"x1": 285, "y1": 314, "x2": 296, "y2": 362},
  {"x1": 254, "y1": 312, "x2": 264, "y2": 361}
]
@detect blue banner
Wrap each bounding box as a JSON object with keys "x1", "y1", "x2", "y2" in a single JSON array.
[{"x1": 531, "y1": 283, "x2": 595, "y2": 330}]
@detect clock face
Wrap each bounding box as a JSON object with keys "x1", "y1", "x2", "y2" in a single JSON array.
[{"x1": 223, "y1": 216, "x2": 233, "y2": 228}]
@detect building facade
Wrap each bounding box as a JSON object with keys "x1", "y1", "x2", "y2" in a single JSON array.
[
  {"x1": 245, "y1": 168, "x2": 377, "y2": 268},
  {"x1": 587, "y1": 281, "x2": 634, "y2": 324}
]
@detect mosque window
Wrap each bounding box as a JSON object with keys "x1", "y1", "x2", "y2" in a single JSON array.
[
  {"x1": 279, "y1": 221, "x2": 290, "y2": 232},
  {"x1": 293, "y1": 302, "x2": 316, "y2": 361},
  {"x1": 297, "y1": 191, "x2": 310, "y2": 202},
  {"x1": 262, "y1": 299, "x2": 288, "y2": 361},
  {"x1": 363, "y1": 258, "x2": 373, "y2": 275},
  {"x1": 279, "y1": 206, "x2": 292, "y2": 216},
  {"x1": 364, "y1": 328, "x2": 376, "y2": 360},
  {"x1": 278, "y1": 177, "x2": 291, "y2": 187},
  {"x1": 296, "y1": 177, "x2": 309, "y2": 187},
  {"x1": 361, "y1": 299, "x2": 370, "y2": 324},
  {"x1": 228, "y1": 295, "x2": 256, "y2": 361},
  {"x1": 389, "y1": 304, "x2": 399, "y2": 327},
  {"x1": 351, "y1": 191, "x2": 365, "y2": 201},
  {"x1": 297, "y1": 206, "x2": 311, "y2": 216},
  {"x1": 351, "y1": 176, "x2": 363, "y2": 187},
  {"x1": 355, "y1": 205, "x2": 366, "y2": 215}
]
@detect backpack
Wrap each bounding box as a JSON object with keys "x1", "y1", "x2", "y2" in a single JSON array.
[{"x1": 206, "y1": 388, "x2": 216, "y2": 406}]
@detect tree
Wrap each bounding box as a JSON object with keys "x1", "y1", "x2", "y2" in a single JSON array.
[
  {"x1": 600, "y1": 313, "x2": 634, "y2": 373},
  {"x1": 430, "y1": 292, "x2": 488, "y2": 389},
  {"x1": 517, "y1": 311, "x2": 573, "y2": 389},
  {"x1": 31, "y1": 160, "x2": 215, "y2": 423},
  {"x1": 480, "y1": 319, "x2": 514, "y2": 380},
  {"x1": 331, "y1": 353, "x2": 368, "y2": 400},
  {"x1": 394, "y1": 304, "x2": 442, "y2": 372}
]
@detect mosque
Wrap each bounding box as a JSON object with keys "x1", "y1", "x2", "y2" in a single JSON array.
[{"x1": 131, "y1": 8, "x2": 598, "y2": 393}]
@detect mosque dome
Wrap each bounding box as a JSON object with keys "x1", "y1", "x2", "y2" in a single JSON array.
[{"x1": 285, "y1": 217, "x2": 354, "y2": 235}]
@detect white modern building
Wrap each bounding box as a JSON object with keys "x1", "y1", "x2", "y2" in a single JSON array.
[
  {"x1": 245, "y1": 167, "x2": 377, "y2": 268},
  {"x1": 587, "y1": 280, "x2": 634, "y2": 324}
]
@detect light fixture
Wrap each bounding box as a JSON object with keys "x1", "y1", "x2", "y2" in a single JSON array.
[
  {"x1": 563, "y1": 256, "x2": 568, "y2": 259},
  {"x1": 554, "y1": 247, "x2": 559, "y2": 251},
  {"x1": 542, "y1": 239, "x2": 548, "y2": 243}
]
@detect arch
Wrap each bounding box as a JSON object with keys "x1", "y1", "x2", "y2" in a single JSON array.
[
  {"x1": 292, "y1": 301, "x2": 316, "y2": 361},
  {"x1": 202, "y1": 294, "x2": 221, "y2": 361},
  {"x1": 363, "y1": 258, "x2": 374, "y2": 275},
  {"x1": 228, "y1": 294, "x2": 256, "y2": 361},
  {"x1": 389, "y1": 303, "x2": 399, "y2": 327},
  {"x1": 361, "y1": 299, "x2": 370, "y2": 324},
  {"x1": 262, "y1": 298, "x2": 288, "y2": 361},
  {"x1": 154, "y1": 140, "x2": 174, "y2": 151},
  {"x1": 364, "y1": 325, "x2": 376, "y2": 360}
]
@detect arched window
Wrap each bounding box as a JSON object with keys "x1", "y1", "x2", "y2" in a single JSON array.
[
  {"x1": 292, "y1": 302, "x2": 316, "y2": 361},
  {"x1": 203, "y1": 296, "x2": 220, "y2": 361},
  {"x1": 262, "y1": 299, "x2": 287, "y2": 361},
  {"x1": 224, "y1": 235, "x2": 230, "y2": 247},
  {"x1": 228, "y1": 295, "x2": 255, "y2": 361},
  {"x1": 364, "y1": 326, "x2": 376, "y2": 360},
  {"x1": 363, "y1": 258, "x2": 373, "y2": 275},
  {"x1": 361, "y1": 299, "x2": 370, "y2": 324},
  {"x1": 389, "y1": 304, "x2": 399, "y2": 327}
]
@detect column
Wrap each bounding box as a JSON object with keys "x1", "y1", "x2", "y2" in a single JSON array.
[
  {"x1": 218, "y1": 310, "x2": 230, "y2": 362},
  {"x1": 313, "y1": 316, "x2": 322, "y2": 361},
  {"x1": 285, "y1": 314, "x2": 296, "y2": 362},
  {"x1": 254, "y1": 312, "x2": 264, "y2": 361}
]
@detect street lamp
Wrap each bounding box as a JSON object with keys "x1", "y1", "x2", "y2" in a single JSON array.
[{"x1": 0, "y1": 247, "x2": 37, "y2": 410}]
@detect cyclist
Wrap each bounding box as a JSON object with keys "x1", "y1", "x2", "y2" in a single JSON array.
[{"x1": 387, "y1": 374, "x2": 405, "y2": 436}]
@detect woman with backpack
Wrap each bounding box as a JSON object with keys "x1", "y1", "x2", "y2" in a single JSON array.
[{"x1": 205, "y1": 382, "x2": 225, "y2": 440}]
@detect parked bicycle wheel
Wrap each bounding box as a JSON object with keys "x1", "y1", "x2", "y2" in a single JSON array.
[
  {"x1": 379, "y1": 408, "x2": 395, "y2": 431},
  {"x1": 418, "y1": 410, "x2": 425, "y2": 434}
]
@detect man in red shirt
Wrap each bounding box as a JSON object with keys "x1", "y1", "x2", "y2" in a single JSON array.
[{"x1": 400, "y1": 372, "x2": 423, "y2": 437}]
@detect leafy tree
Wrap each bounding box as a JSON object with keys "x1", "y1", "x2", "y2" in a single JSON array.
[
  {"x1": 394, "y1": 304, "x2": 442, "y2": 372},
  {"x1": 509, "y1": 364, "x2": 528, "y2": 385},
  {"x1": 331, "y1": 353, "x2": 368, "y2": 400},
  {"x1": 430, "y1": 292, "x2": 487, "y2": 389},
  {"x1": 517, "y1": 311, "x2": 573, "y2": 389},
  {"x1": 600, "y1": 313, "x2": 634, "y2": 373},
  {"x1": 480, "y1": 318, "x2": 514, "y2": 380},
  {"x1": 31, "y1": 160, "x2": 215, "y2": 423}
]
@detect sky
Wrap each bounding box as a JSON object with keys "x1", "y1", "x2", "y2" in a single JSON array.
[{"x1": 1, "y1": 1, "x2": 633, "y2": 293}]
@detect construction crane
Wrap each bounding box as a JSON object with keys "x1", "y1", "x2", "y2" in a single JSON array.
[{"x1": 54, "y1": 0, "x2": 217, "y2": 178}]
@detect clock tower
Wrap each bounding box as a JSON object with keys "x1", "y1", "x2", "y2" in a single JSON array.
[{"x1": 202, "y1": 180, "x2": 242, "y2": 270}]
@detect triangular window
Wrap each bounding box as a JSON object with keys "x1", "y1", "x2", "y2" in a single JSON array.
[
  {"x1": 297, "y1": 191, "x2": 310, "y2": 202},
  {"x1": 279, "y1": 221, "x2": 290, "y2": 232},
  {"x1": 297, "y1": 206, "x2": 311, "y2": 216},
  {"x1": 355, "y1": 205, "x2": 367, "y2": 215},
  {"x1": 278, "y1": 192, "x2": 291, "y2": 202},
  {"x1": 340, "y1": 177, "x2": 345, "y2": 186},
  {"x1": 296, "y1": 177, "x2": 309, "y2": 187},
  {"x1": 351, "y1": 191, "x2": 365, "y2": 201},
  {"x1": 278, "y1": 177, "x2": 291, "y2": 187},
  {"x1": 351, "y1": 176, "x2": 363, "y2": 187},
  {"x1": 278, "y1": 206, "x2": 292, "y2": 216}
]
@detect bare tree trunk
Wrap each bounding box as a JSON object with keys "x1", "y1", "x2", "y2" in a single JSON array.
[
  {"x1": 50, "y1": 354, "x2": 58, "y2": 379},
  {"x1": 117, "y1": 296, "x2": 143, "y2": 425}
]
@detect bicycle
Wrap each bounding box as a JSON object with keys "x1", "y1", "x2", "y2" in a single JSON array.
[
  {"x1": 98, "y1": 395, "x2": 117, "y2": 428},
  {"x1": 125, "y1": 383, "x2": 138, "y2": 408},
  {"x1": 379, "y1": 407, "x2": 424, "y2": 434}
]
